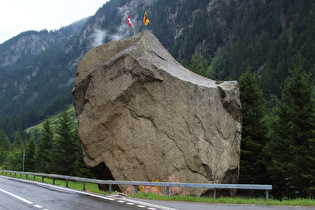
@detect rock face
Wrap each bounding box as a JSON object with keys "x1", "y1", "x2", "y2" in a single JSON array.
[{"x1": 72, "y1": 31, "x2": 242, "y2": 196}]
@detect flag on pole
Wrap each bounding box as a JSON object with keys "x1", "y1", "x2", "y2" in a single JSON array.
[
  {"x1": 127, "y1": 14, "x2": 132, "y2": 28},
  {"x1": 143, "y1": 12, "x2": 149, "y2": 26}
]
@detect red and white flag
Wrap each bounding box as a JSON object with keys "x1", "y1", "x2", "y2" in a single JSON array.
[{"x1": 127, "y1": 14, "x2": 132, "y2": 28}]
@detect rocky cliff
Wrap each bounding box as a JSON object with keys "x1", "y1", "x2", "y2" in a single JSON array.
[
  {"x1": 73, "y1": 31, "x2": 242, "y2": 196},
  {"x1": 0, "y1": 18, "x2": 86, "y2": 70}
]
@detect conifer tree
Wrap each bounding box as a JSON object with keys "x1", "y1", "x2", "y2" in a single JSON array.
[
  {"x1": 25, "y1": 136, "x2": 36, "y2": 172},
  {"x1": 35, "y1": 116, "x2": 53, "y2": 172},
  {"x1": 13, "y1": 132, "x2": 22, "y2": 149},
  {"x1": 265, "y1": 52, "x2": 314, "y2": 198},
  {"x1": 308, "y1": 106, "x2": 315, "y2": 195},
  {"x1": 3, "y1": 132, "x2": 23, "y2": 170},
  {"x1": 238, "y1": 66, "x2": 268, "y2": 184},
  {"x1": 0, "y1": 130, "x2": 10, "y2": 166},
  {"x1": 48, "y1": 108, "x2": 77, "y2": 175},
  {"x1": 187, "y1": 51, "x2": 211, "y2": 78},
  {"x1": 72, "y1": 125, "x2": 93, "y2": 177}
]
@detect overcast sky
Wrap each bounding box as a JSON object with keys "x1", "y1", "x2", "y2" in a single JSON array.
[{"x1": 0, "y1": 0, "x2": 110, "y2": 44}]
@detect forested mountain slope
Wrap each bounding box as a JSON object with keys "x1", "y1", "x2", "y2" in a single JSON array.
[{"x1": 0, "y1": 18, "x2": 87, "y2": 137}]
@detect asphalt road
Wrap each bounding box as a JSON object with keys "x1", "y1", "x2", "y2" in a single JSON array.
[
  {"x1": 0, "y1": 176, "x2": 168, "y2": 210},
  {"x1": 0, "y1": 176, "x2": 314, "y2": 210}
]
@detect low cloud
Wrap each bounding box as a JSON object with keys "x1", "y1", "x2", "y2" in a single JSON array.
[
  {"x1": 58, "y1": 77, "x2": 75, "y2": 88},
  {"x1": 90, "y1": 7, "x2": 137, "y2": 47},
  {"x1": 91, "y1": 28, "x2": 107, "y2": 47},
  {"x1": 90, "y1": 25, "x2": 132, "y2": 47}
]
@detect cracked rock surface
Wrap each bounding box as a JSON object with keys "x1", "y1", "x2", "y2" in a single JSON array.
[{"x1": 72, "y1": 31, "x2": 242, "y2": 196}]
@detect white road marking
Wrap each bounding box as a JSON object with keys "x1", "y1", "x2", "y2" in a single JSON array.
[
  {"x1": 137, "y1": 204, "x2": 146, "y2": 208},
  {"x1": 1, "y1": 176, "x2": 115, "y2": 202},
  {"x1": 0, "y1": 188, "x2": 33, "y2": 205},
  {"x1": 115, "y1": 196, "x2": 178, "y2": 210},
  {"x1": 0, "y1": 188, "x2": 49, "y2": 209},
  {"x1": 1, "y1": 176, "x2": 175, "y2": 210}
]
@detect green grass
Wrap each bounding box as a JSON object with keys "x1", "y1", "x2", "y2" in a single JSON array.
[
  {"x1": 25, "y1": 105, "x2": 77, "y2": 135},
  {"x1": 128, "y1": 192, "x2": 315, "y2": 206},
  {"x1": 1, "y1": 172, "x2": 314, "y2": 206}
]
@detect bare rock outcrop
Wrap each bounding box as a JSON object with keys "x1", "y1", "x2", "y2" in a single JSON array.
[{"x1": 72, "y1": 31, "x2": 242, "y2": 196}]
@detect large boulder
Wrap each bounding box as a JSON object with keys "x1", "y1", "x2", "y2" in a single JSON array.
[{"x1": 72, "y1": 31, "x2": 242, "y2": 196}]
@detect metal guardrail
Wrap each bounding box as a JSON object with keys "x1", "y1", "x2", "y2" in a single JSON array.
[{"x1": 0, "y1": 170, "x2": 272, "y2": 199}]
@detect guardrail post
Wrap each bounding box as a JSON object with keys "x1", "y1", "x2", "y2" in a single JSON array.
[
  {"x1": 109, "y1": 182, "x2": 112, "y2": 194},
  {"x1": 52, "y1": 178, "x2": 55, "y2": 185},
  {"x1": 33, "y1": 175, "x2": 36, "y2": 181},
  {"x1": 135, "y1": 185, "x2": 138, "y2": 194},
  {"x1": 66, "y1": 179, "x2": 69, "y2": 187},
  {"x1": 213, "y1": 189, "x2": 216, "y2": 199},
  {"x1": 42, "y1": 177, "x2": 44, "y2": 183},
  {"x1": 82, "y1": 182, "x2": 86, "y2": 191},
  {"x1": 266, "y1": 190, "x2": 269, "y2": 200},
  {"x1": 166, "y1": 186, "x2": 169, "y2": 197},
  {"x1": 26, "y1": 174, "x2": 28, "y2": 180}
]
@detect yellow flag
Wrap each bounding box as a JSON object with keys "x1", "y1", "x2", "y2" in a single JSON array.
[{"x1": 143, "y1": 12, "x2": 149, "y2": 26}]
